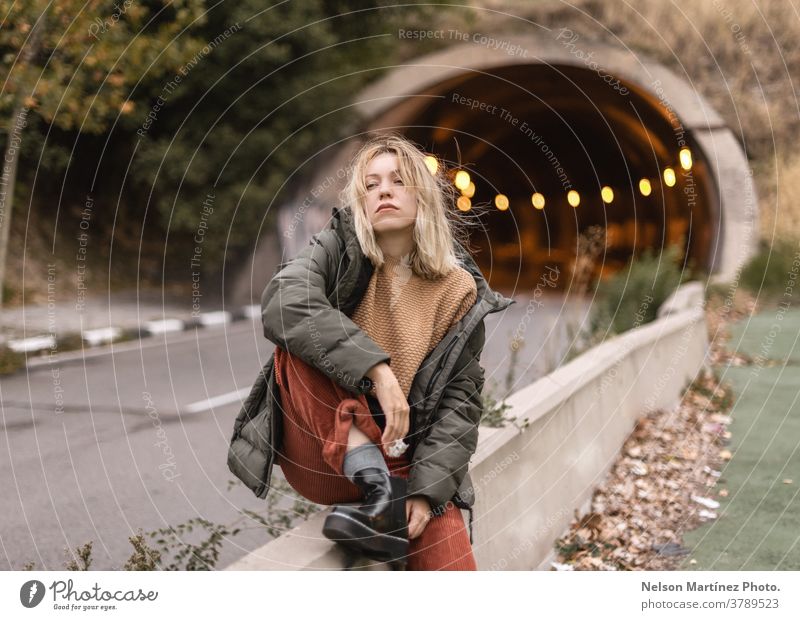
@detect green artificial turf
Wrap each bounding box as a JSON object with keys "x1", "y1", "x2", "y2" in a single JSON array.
[
  {"x1": 725, "y1": 306, "x2": 800, "y2": 364},
  {"x1": 679, "y1": 309, "x2": 800, "y2": 570}
]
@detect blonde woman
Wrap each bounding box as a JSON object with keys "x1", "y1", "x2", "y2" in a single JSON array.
[{"x1": 236, "y1": 132, "x2": 515, "y2": 570}]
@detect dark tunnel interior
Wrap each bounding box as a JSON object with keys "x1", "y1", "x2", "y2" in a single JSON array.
[{"x1": 388, "y1": 63, "x2": 716, "y2": 294}]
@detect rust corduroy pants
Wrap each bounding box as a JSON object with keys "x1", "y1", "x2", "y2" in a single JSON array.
[{"x1": 272, "y1": 345, "x2": 477, "y2": 571}]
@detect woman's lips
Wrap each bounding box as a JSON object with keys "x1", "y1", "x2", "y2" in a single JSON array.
[{"x1": 376, "y1": 204, "x2": 398, "y2": 213}]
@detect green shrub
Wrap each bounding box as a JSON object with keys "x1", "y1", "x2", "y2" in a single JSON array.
[
  {"x1": 590, "y1": 244, "x2": 688, "y2": 336},
  {"x1": 23, "y1": 478, "x2": 322, "y2": 571},
  {"x1": 56, "y1": 333, "x2": 84, "y2": 352},
  {"x1": 2, "y1": 283, "x2": 16, "y2": 303},
  {"x1": 64, "y1": 541, "x2": 93, "y2": 571},
  {"x1": 481, "y1": 387, "x2": 513, "y2": 428},
  {"x1": 0, "y1": 345, "x2": 25, "y2": 375},
  {"x1": 740, "y1": 236, "x2": 800, "y2": 300},
  {"x1": 124, "y1": 531, "x2": 161, "y2": 571}
]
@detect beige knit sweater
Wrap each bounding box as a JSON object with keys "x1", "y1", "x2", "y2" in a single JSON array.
[{"x1": 351, "y1": 254, "x2": 478, "y2": 398}]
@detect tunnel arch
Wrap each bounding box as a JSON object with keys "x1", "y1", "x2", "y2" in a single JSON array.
[{"x1": 255, "y1": 33, "x2": 756, "y2": 302}]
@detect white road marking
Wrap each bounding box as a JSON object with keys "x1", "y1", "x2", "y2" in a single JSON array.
[{"x1": 184, "y1": 387, "x2": 252, "y2": 414}]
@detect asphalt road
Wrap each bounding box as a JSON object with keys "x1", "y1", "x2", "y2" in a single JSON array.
[
  {"x1": 1, "y1": 293, "x2": 587, "y2": 570},
  {"x1": 1, "y1": 319, "x2": 282, "y2": 570}
]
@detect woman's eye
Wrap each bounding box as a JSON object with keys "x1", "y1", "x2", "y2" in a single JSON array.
[{"x1": 365, "y1": 178, "x2": 401, "y2": 189}]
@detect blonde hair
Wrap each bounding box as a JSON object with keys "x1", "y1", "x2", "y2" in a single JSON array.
[{"x1": 340, "y1": 131, "x2": 466, "y2": 280}]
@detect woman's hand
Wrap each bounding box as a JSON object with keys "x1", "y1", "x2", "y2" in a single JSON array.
[
  {"x1": 366, "y1": 363, "x2": 410, "y2": 451},
  {"x1": 406, "y1": 495, "x2": 432, "y2": 539}
]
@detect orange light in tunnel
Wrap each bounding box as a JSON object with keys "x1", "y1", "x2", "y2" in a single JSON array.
[
  {"x1": 567, "y1": 190, "x2": 580, "y2": 207},
  {"x1": 424, "y1": 155, "x2": 439, "y2": 175},
  {"x1": 462, "y1": 181, "x2": 475, "y2": 198},
  {"x1": 679, "y1": 148, "x2": 693, "y2": 171},
  {"x1": 639, "y1": 178, "x2": 652, "y2": 196},
  {"x1": 601, "y1": 186, "x2": 614, "y2": 204},
  {"x1": 454, "y1": 170, "x2": 471, "y2": 191},
  {"x1": 495, "y1": 194, "x2": 509, "y2": 211},
  {"x1": 531, "y1": 192, "x2": 545, "y2": 209},
  {"x1": 663, "y1": 167, "x2": 677, "y2": 187},
  {"x1": 456, "y1": 196, "x2": 472, "y2": 212}
]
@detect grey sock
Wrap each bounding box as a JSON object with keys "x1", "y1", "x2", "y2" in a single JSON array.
[{"x1": 342, "y1": 442, "x2": 389, "y2": 483}]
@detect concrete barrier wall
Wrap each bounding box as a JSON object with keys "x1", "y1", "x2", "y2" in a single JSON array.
[{"x1": 225, "y1": 283, "x2": 709, "y2": 570}]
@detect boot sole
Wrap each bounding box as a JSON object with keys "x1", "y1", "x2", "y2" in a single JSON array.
[{"x1": 322, "y1": 512, "x2": 408, "y2": 563}]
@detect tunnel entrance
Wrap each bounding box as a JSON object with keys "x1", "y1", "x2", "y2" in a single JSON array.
[
  {"x1": 378, "y1": 63, "x2": 716, "y2": 293},
  {"x1": 236, "y1": 35, "x2": 755, "y2": 307}
]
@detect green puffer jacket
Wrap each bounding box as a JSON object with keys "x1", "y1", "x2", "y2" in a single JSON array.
[{"x1": 227, "y1": 205, "x2": 515, "y2": 543}]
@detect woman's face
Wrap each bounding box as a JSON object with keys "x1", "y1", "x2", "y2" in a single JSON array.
[{"x1": 363, "y1": 152, "x2": 417, "y2": 236}]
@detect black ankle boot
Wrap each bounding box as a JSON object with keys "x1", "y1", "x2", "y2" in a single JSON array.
[{"x1": 322, "y1": 468, "x2": 409, "y2": 565}]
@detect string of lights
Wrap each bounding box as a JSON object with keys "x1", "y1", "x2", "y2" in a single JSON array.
[{"x1": 424, "y1": 148, "x2": 694, "y2": 213}]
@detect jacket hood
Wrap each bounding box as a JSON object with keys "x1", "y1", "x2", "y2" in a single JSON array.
[{"x1": 330, "y1": 205, "x2": 515, "y2": 314}]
